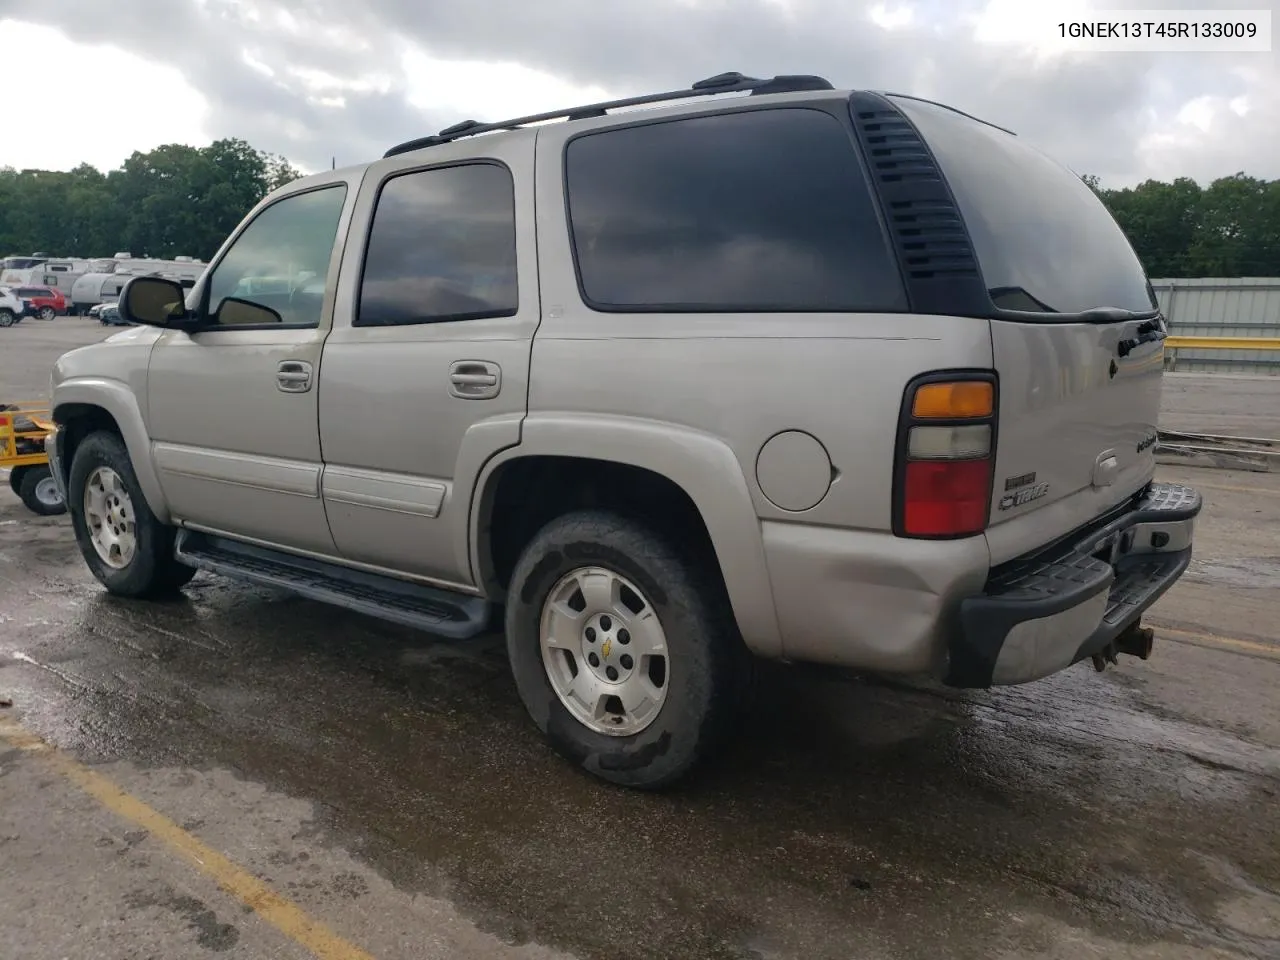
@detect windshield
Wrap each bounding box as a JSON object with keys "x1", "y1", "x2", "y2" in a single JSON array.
[{"x1": 890, "y1": 96, "x2": 1157, "y2": 317}]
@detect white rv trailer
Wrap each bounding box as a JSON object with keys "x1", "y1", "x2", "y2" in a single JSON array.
[
  {"x1": 70, "y1": 262, "x2": 205, "y2": 313},
  {"x1": 105, "y1": 254, "x2": 206, "y2": 283},
  {"x1": 0, "y1": 258, "x2": 97, "y2": 294},
  {"x1": 8, "y1": 252, "x2": 207, "y2": 312},
  {"x1": 70, "y1": 272, "x2": 131, "y2": 313}
]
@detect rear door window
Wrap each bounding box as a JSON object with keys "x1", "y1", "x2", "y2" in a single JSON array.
[
  {"x1": 356, "y1": 161, "x2": 518, "y2": 327},
  {"x1": 564, "y1": 107, "x2": 905, "y2": 312},
  {"x1": 890, "y1": 96, "x2": 1156, "y2": 317}
]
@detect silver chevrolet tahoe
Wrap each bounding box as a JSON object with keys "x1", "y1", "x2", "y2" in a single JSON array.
[{"x1": 46, "y1": 72, "x2": 1201, "y2": 788}]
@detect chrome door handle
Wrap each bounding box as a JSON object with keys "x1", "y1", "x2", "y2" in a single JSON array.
[
  {"x1": 277, "y1": 360, "x2": 313, "y2": 393},
  {"x1": 449, "y1": 361, "x2": 501, "y2": 399}
]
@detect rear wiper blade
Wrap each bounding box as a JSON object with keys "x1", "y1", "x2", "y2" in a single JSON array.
[{"x1": 1078, "y1": 306, "x2": 1148, "y2": 324}]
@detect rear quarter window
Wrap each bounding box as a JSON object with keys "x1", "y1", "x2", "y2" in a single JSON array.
[
  {"x1": 564, "y1": 107, "x2": 906, "y2": 313},
  {"x1": 890, "y1": 97, "x2": 1156, "y2": 317}
]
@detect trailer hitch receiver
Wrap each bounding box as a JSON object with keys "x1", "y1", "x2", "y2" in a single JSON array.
[{"x1": 1092, "y1": 622, "x2": 1155, "y2": 672}]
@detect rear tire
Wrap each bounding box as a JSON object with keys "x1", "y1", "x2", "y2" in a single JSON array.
[
  {"x1": 18, "y1": 465, "x2": 66, "y2": 516},
  {"x1": 7, "y1": 466, "x2": 25, "y2": 496},
  {"x1": 0, "y1": 309, "x2": 14, "y2": 327},
  {"x1": 67, "y1": 430, "x2": 196, "y2": 597},
  {"x1": 505, "y1": 509, "x2": 747, "y2": 789}
]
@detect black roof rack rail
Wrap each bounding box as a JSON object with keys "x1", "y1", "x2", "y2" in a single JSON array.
[
  {"x1": 383, "y1": 71, "x2": 835, "y2": 158},
  {"x1": 873, "y1": 91, "x2": 1018, "y2": 136}
]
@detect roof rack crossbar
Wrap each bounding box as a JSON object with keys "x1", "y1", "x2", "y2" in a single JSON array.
[{"x1": 383, "y1": 71, "x2": 834, "y2": 158}]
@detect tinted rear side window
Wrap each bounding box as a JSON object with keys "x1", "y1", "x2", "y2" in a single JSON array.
[
  {"x1": 357, "y1": 162, "x2": 518, "y2": 327},
  {"x1": 890, "y1": 97, "x2": 1156, "y2": 316},
  {"x1": 565, "y1": 107, "x2": 905, "y2": 312}
]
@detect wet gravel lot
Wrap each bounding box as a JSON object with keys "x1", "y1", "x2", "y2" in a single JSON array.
[{"x1": 2, "y1": 318, "x2": 1278, "y2": 959}]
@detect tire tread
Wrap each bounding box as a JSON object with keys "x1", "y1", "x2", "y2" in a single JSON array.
[
  {"x1": 505, "y1": 508, "x2": 747, "y2": 789},
  {"x1": 67, "y1": 430, "x2": 195, "y2": 597}
]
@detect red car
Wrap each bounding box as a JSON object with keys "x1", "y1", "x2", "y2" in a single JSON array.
[{"x1": 15, "y1": 286, "x2": 68, "y2": 320}]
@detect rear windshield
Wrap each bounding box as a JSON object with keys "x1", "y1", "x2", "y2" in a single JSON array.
[{"x1": 890, "y1": 97, "x2": 1157, "y2": 317}]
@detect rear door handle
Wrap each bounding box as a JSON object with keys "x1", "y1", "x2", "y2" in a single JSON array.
[
  {"x1": 277, "y1": 360, "x2": 313, "y2": 393},
  {"x1": 449, "y1": 361, "x2": 501, "y2": 399}
]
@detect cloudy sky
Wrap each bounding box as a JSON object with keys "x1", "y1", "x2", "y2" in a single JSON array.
[{"x1": 0, "y1": 0, "x2": 1274, "y2": 188}]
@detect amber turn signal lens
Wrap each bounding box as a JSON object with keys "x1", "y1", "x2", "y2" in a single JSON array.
[{"x1": 911, "y1": 381, "x2": 994, "y2": 419}]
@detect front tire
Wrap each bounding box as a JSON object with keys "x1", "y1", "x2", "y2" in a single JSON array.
[
  {"x1": 505, "y1": 509, "x2": 746, "y2": 789},
  {"x1": 67, "y1": 431, "x2": 196, "y2": 596},
  {"x1": 18, "y1": 465, "x2": 66, "y2": 516},
  {"x1": 38, "y1": 306, "x2": 56, "y2": 321},
  {"x1": 0, "y1": 309, "x2": 14, "y2": 327}
]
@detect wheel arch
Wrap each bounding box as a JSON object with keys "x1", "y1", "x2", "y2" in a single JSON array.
[
  {"x1": 53, "y1": 380, "x2": 171, "y2": 522},
  {"x1": 469, "y1": 414, "x2": 783, "y2": 658}
]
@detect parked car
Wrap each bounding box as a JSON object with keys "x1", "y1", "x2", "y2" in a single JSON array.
[
  {"x1": 96, "y1": 302, "x2": 131, "y2": 326},
  {"x1": 0, "y1": 286, "x2": 26, "y2": 326},
  {"x1": 88, "y1": 302, "x2": 117, "y2": 321},
  {"x1": 45, "y1": 72, "x2": 1200, "y2": 789},
  {"x1": 14, "y1": 286, "x2": 68, "y2": 320}
]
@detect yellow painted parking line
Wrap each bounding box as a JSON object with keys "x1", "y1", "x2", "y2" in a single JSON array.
[
  {"x1": 0, "y1": 717, "x2": 377, "y2": 960},
  {"x1": 1152, "y1": 624, "x2": 1280, "y2": 660}
]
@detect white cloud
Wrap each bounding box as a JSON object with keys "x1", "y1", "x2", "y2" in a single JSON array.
[
  {"x1": 1, "y1": 1, "x2": 1277, "y2": 190},
  {"x1": 0, "y1": 20, "x2": 209, "y2": 171},
  {"x1": 868, "y1": 2, "x2": 916, "y2": 30},
  {"x1": 400, "y1": 49, "x2": 616, "y2": 126},
  {"x1": 1135, "y1": 63, "x2": 1279, "y2": 183},
  {"x1": 1175, "y1": 95, "x2": 1217, "y2": 132}
]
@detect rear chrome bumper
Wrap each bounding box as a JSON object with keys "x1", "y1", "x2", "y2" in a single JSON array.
[{"x1": 948, "y1": 482, "x2": 1202, "y2": 687}]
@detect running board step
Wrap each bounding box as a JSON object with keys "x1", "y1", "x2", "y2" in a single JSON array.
[{"x1": 173, "y1": 530, "x2": 493, "y2": 640}]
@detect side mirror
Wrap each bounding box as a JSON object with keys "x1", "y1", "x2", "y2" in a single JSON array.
[{"x1": 119, "y1": 276, "x2": 189, "y2": 328}]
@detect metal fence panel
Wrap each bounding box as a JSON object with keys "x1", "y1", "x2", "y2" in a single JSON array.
[{"x1": 1151, "y1": 277, "x2": 1280, "y2": 375}]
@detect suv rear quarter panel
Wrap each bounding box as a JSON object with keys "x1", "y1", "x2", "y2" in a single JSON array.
[{"x1": 528, "y1": 99, "x2": 996, "y2": 665}]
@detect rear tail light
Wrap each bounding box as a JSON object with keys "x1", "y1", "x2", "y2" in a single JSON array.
[{"x1": 895, "y1": 372, "x2": 997, "y2": 539}]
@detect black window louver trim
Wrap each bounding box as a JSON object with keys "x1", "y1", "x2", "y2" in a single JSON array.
[{"x1": 848, "y1": 92, "x2": 995, "y2": 318}]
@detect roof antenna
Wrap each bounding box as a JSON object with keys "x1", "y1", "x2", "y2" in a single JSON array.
[{"x1": 331, "y1": 156, "x2": 336, "y2": 170}]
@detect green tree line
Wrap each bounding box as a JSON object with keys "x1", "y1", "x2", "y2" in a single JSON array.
[
  {"x1": 1083, "y1": 172, "x2": 1280, "y2": 278},
  {"x1": 0, "y1": 139, "x2": 300, "y2": 262},
  {"x1": 2, "y1": 137, "x2": 1277, "y2": 278}
]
